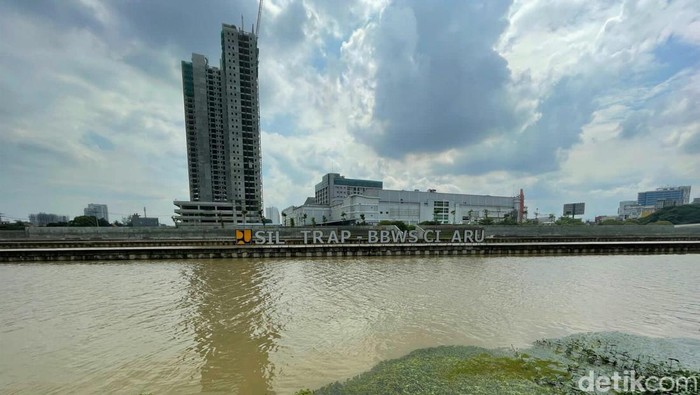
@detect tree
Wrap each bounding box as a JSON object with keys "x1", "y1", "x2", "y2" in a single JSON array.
[
  {"x1": 468, "y1": 209, "x2": 474, "y2": 223},
  {"x1": 302, "y1": 213, "x2": 307, "y2": 226},
  {"x1": 450, "y1": 209, "x2": 456, "y2": 224},
  {"x1": 360, "y1": 213, "x2": 366, "y2": 225},
  {"x1": 555, "y1": 216, "x2": 584, "y2": 225},
  {"x1": 499, "y1": 213, "x2": 519, "y2": 225},
  {"x1": 70, "y1": 215, "x2": 101, "y2": 227},
  {"x1": 478, "y1": 217, "x2": 494, "y2": 225},
  {"x1": 341, "y1": 212, "x2": 347, "y2": 222},
  {"x1": 322, "y1": 215, "x2": 327, "y2": 224},
  {"x1": 483, "y1": 209, "x2": 489, "y2": 219},
  {"x1": 311, "y1": 217, "x2": 316, "y2": 227},
  {"x1": 258, "y1": 209, "x2": 265, "y2": 226},
  {"x1": 282, "y1": 212, "x2": 287, "y2": 226},
  {"x1": 0, "y1": 221, "x2": 26, "y2": 230}
]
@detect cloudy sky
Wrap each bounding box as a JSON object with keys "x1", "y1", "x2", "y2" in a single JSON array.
[{"x1": 1, "y1": 0, "x2": 699, "y2": 224}]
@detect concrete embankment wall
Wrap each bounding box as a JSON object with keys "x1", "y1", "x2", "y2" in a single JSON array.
[
  {"x1": 3, "y1": 224, "x2": 700, "y2": 241},
  {"x1": 481, "y1": 225, "x2": 700, "y2": 237},
  {"x1": 2, "y1": 225, "x2": 699, "y2": 262},
  {"x1": 6, "y1": 225, "x2": 389, "y2": 240},
  {"x1": 1, "y1": 241, "x2": 698, "y2": 262}
]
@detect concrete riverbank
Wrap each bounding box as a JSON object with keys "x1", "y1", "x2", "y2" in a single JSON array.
[
  {"x1": 2, "y1": 225, "x2": 699, "y2": 262},
  {"x1": 1, "y1": 240, "x2": 699, "y2": 262}
]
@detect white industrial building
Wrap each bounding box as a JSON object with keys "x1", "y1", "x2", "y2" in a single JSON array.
[{"x1": 283, "y1": 173, "x2": 524, "y2": 226}]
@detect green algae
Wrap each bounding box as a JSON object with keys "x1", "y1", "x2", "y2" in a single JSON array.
[
  {"x1": 298, "y1": 332, "x2": 700, "y2": 395},
  {"x1": 302, "y1": 346, "x2": 570, "y2": 395}
]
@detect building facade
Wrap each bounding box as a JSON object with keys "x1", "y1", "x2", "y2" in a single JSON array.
[
  {"x1": 177, "y1": 23, "x2": 262, "y2": 225},
  {"x1": 173, "y1": 201, "x2": 236, "y2": 226},
  {"x1": 284, "y1": 173, "x2": 524, "y2": 226},
  {"x1": 129, "y1": 214, "x2": 160, "y2": 227},
  {"x1": 29, "y1": 213, "x2": 69, "y2": 226},
  {"x1": 637, "y1": 186, "x2": 691, "y2": 208},
  {"x1": 315, "y1": 173, "x2": 383, "y2": 205},
  {"x1": 84, "y1": 204, "x2": 109, "y2": 222},
  {"x1": 618, "y1": 200, "x2": 644, "y2": 219},
  {"x1": 265, "y1": 207, "x2": 280, "y2": 225}
]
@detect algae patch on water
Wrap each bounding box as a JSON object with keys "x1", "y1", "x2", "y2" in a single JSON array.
[
  {"x1": 298, "y1": 346, "x2": 569, "y2": 394},
  {"x1": 297, "y1": 332, "x2": 700, "y2": 395}
]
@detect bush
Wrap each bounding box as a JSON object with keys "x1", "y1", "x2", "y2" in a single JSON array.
[
  {"x1": 638, "y1": 205, "x2": 700, "y2": 225},
  {"x1": 646, "y1": 220, "x2": 674, "y2": 226},
  {"x1": 378, "y1": 220, "x2": 415, "y2": 231}
]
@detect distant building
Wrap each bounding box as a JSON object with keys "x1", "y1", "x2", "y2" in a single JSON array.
[
  {"x1": 533, "y1": 215, "x2": 556, "y2": 225},
  {"x1": 595, "y1": 215, "x2": 619, "y2": 223},
  {"x1": 692, "y1": 198, "x2": 700, "y2": 205},
  {"x1": 29, "y1": 213, "x2": 68, "y2": 226},
  {"x1": 173, "y1": 201, "x2": 237, "y2": 227},
  {"x1": 129, "y1": 214, "x2": 159, "y2": 227},
  {"x1": 618, "y1": 200, "x2": 644, "y2": 219},
  {"x1": 175, "y1": 22, "x2": 263, "y2": 226},
  {"x1": 265, "y1": 207, "x2": 280, "y2": 225},
  {"x1": 637, "y1": 186, "x2": 691, "y2": 207},
  {"x1": 283, "y1": 173, "x2": 523, "y2": 226},
  {"x1": 315, "y1": 173, "x2": 383, "y2": 205},
  {"x1": 84, "y1": 204, "x2": 108, "y2": 222}
]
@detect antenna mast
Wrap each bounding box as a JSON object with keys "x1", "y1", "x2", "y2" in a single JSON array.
[{"x1": 256, "y1": 0, "x2": 264, "y2": 36}]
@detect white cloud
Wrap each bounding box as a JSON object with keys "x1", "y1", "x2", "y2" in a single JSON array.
[{"x1": 1, "y1": 0, "x2": 699, "y2": 222}]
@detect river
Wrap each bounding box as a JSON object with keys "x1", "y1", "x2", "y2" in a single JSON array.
[{"x1": 0, "y1": 255, "x2": 698, "y2": 394}]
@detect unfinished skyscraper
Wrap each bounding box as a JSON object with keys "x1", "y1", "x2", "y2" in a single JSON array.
[{"x1": 175, "y1": 24, "x2": 262, "y2": 225}]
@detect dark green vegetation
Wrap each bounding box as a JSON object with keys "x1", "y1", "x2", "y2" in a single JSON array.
[
  {"x1": 297, "y1": 333, "x2": 700, "y2": 394},
  {"x1": 638, "y1": 204, "x2": 700, "y2": 225},
  {"x1": 69, "y1": 215, "x2": 110, "y2": 227},
  {"x1": 555, "y1": 216, "x2": 584, "y2": 225},
  {"x1": 0, "y1": 221, "x2": 26, "y2": 230},
  {"x1": 378, "y1": 220, "x2": 416, "y2": 231}
]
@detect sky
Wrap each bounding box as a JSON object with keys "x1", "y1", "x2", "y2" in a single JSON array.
[{"x1": 0, "y1": 0, "x2": 699, "y2": 224}]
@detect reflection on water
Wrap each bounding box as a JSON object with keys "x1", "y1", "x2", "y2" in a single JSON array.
[
  {"x1": 185, "y1": 262, "x2": 279, "y2": 393},
  {"x1": 0, "y1": 255, "x2": 699, "y2": 394}
]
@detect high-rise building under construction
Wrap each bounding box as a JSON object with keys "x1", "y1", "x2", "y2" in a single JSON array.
[{"x1": 176, "y1": 23, "x2": 262, "y2": 225}]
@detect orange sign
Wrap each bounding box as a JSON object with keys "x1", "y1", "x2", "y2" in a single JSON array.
[{"x1": 235, "y1": 229, "x2": 252, "y2": 244}]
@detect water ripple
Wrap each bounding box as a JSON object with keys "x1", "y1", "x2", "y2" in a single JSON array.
[{"x1": 1, "y1": 255, "x2": 699, "y2": 394}]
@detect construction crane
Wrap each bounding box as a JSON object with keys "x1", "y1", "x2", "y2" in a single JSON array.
[{"x1": 256, "y1": 0, "x2": 263, "y2": 36}]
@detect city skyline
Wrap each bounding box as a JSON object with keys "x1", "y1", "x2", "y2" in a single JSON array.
[{"x1": 1, "y1": 0, "x2": 699, "y2": 224}]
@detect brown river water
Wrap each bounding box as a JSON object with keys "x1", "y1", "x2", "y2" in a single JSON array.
[{"x1": 1, "y1": 255, "x2": 698, "y2": 394}]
